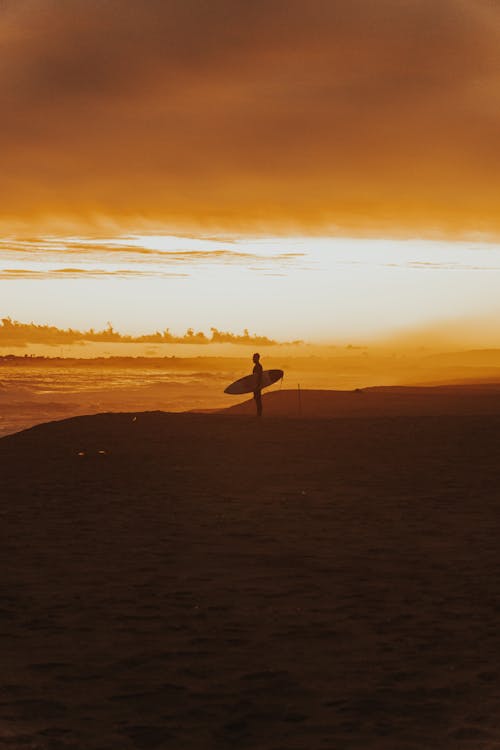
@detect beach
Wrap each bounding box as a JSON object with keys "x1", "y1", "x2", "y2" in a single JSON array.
[
  {"x1": 2, "y1": 395, "x2": 500, "y2": 748},
  {"x1": 4, "y1": 0, "x2": 500, "y2": 745}
]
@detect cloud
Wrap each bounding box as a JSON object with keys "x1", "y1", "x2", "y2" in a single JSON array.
[
  {"x1": 0, "y1": 268, "x2": 189, "y2": 280},
  {"x1": 1, "y1": 1, "x2": 500, "y2": 236},
  {"x1": 0, "y1": 236, "x2": 306, "y2": 274}
]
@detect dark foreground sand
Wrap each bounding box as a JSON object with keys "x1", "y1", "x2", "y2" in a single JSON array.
[{"x1": 2, "y1": 396, "x2": 500, "y2": 748}]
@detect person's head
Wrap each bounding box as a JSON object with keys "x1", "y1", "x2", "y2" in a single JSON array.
[{"x1": 252, "y1": 352, "x2": 260, "y2": 364}]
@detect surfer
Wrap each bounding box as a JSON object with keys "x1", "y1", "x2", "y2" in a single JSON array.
[{"x1": 253, "y1": 352, "x2": 263, "y2": 417}]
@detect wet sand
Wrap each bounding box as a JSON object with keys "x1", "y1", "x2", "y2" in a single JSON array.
[{"x1": 2, "y1": 395, "x2": 500, "y2": 748}]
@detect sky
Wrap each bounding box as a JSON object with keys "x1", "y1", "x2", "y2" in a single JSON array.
[
  {"x1": 1, "y1": 1, "x2": 500, "y2": 343},
  {"x1": 2, "y1": 235, "x2": 500, "y2": 345}
]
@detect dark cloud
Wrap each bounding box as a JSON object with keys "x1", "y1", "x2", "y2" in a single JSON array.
[{"x1": 1, "y1": 0, "x2": 500, "y2": 235}]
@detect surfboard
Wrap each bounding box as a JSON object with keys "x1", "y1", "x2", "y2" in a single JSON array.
[{"x1": 224, "y1": 369, "x2": 284, "y2": 395}]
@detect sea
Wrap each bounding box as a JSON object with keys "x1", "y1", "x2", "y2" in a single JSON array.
[{"x1": 0, "y1": 360, "x2": 235, "y2": 437}]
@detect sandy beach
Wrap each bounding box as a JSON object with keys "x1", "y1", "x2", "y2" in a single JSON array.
[
  {"x1": 4, "y1": 0, "x2": 500, "y2": 745},
  {"x1": 2, "y1": 391, "x2": 500, "y2": 748}
]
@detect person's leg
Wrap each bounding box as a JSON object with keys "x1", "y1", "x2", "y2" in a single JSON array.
[{"x1": 254, "y1": 389, "x2": 262, "y2": 417}]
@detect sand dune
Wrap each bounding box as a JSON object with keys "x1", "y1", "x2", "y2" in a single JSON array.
[
  {"x1": 2, "y1": 404, "x2": 500, "y2": 748},
  {"x1": 224, "y1": 384, "x2": 500, "y2": 417}
]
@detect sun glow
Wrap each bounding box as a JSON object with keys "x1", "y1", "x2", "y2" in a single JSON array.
[{"x1": 1, "y1": 234, "x2": 500, "y2": 347}]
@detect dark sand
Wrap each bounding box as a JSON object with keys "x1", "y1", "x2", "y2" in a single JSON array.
[
  {"x1": 226, "y1": 384, "x2": 500, "y2": 418},
  {"x1": 2, "y1": 390, "x2": 500, "y2": 748}
]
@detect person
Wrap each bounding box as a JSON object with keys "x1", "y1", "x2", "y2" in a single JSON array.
[{"x1": 252, "y1": 352, "x2": 263, "y2": 417}]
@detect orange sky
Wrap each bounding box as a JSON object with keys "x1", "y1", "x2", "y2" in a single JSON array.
[{"x1": 2, "y1": 0, "x2": 500, "y2": 237}]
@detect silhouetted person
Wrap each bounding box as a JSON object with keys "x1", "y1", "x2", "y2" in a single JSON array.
[{"x1": 252, "y1": 352, "x2": 263, "y2": 417}]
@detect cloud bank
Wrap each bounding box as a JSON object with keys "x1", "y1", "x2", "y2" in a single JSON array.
[{"x1": 1, "y1": 0, "x2": 500, "y2": 236}]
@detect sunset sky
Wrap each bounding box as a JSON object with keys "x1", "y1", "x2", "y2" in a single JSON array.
[{"x1": 2, "y1": 0, "x2": 500, "y2": 343}]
